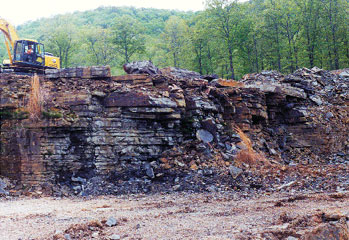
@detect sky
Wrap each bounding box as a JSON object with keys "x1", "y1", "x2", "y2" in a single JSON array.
[{"x1": 1, "y1": 0, "x2": 206, "y2": 26}]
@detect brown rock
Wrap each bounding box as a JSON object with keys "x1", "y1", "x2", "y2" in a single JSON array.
[{"x1": 302, "y1": 222, "x2": 349, "y2": 240}]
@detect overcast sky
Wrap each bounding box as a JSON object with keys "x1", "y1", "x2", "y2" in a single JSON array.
[{"x1": 1, "y1": 0, "x2": 206, "y2": 26}]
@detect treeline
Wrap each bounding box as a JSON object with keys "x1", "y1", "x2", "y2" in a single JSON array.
[{"x1": 2, "y1": 0, "x2": 348, "y2": 79}]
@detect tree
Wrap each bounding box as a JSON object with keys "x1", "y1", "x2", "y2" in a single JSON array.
[
  {"x1": 320, "y1": 0, "x2": 344, "y2": 69},
  {"x1": 111, "y1": 15, "x2": 145, "y2": 63},
  {"x1": 206, "y1": 0, "x2": 242, "y2": 79},
  {"x1": 279, "y1": 0, "x2": 301, "y2": 72},
  {"x1": 161, "y1": 16, "x2": 189, "y2": 68},
  {"x1": 10, "y1": 4, "x2": 348, "y2": 74},
  {"x1": 189, "y1": 13, "x2": 214, "y2": 74},
  {"x1": 80, "y1": 26, "x2": 116, "y2": 65},
  {"x1": 43, "y1": 17, "x2": 77, "y2": 68},
  {"x1": 263, "y1": 0, "x2": 284, "y2": 72},
  {"x1": 295, "y1": 0, "x2": 321, "y2": 68}
]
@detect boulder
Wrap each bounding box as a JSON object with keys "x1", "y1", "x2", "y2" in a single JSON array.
[{"x1": 123, "y1": 61, "x2": 159, "y2": 75}]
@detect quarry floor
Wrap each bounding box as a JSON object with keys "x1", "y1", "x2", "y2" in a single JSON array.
[{"x1": 0, "y1": 191, "x2": 348, "y2": 240}]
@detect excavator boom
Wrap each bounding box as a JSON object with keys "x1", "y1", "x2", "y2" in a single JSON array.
[{"x1": 0, "y1": 18, "x2": 19, "y2": 64}]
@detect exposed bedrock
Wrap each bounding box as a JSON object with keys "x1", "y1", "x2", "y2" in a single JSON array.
[{"x1": 0, "y1": 66, "x2": 348, "y2": 185}]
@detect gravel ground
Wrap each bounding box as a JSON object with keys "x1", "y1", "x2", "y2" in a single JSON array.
[{"x1": 1, "y1": 191, "x2": 348, "y2": 240}]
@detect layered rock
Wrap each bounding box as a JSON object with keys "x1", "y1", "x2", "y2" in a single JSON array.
[
  {"x1": 0, "y1": 72, "x2": 185, "y2": 184},
  {"x1": 0, "y1": 66, "x2": 348, "y2": 186}
]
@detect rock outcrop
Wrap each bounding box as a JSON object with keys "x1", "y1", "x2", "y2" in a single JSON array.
[{"x1": 0, "y1": 65, "x2": 348, "y2": 190}]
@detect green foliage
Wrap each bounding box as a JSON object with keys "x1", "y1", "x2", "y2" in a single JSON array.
[
  {"x1": 0, "y1": 3, "x2": 347, "y2": 77},
  {"x1": 161, "y1": 16, "x2": 190, "y2": 68},
  {"x1": 0, "y1": 110, "x2": 29, "y2": 120},
  {"x1": 78, "y1": 26, "x2": 116, "y2": 66},
  {"x1": 0, "y1": 110, "x2": 12, "y2": 120},
  {"x1": 42, "y1": 110, "x2": 63, "y2": 119},
  {"x1": 111, "y1": 15, "x2": 145, "y2": 64},
  {"x1": 41, "y1": 16, "x2": 77, "y2": 68}
]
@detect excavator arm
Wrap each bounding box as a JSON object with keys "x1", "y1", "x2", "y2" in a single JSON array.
[{"x1": 0, "y1": 18, "x2": 19, "y2": 64}]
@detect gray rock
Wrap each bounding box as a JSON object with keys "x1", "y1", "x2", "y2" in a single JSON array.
[
  {"x1": 72, "y1": 186, "x2": 81, "y2": 191},
  {"x1": 309, "y1": 95, "x2": 323, "y2": 105},
  {"x1": 221, "y1": 153, "x2": 230, "y2": 160},
  {"x1": 339, "y1": 70, "x2": 349, "y2": 78},
  {"x1": 64, "y1": 234, "x2": 72, "y2": 240},
  {"x1": 207, "y1": 185, "x2": 218, "y2": 192},
  {"x1": 231, "y1": 134, "x2": 242, "y2": 143},
  {"x1": 325, "y1": 112, "x2": 334, "y2": 119},
  {"x1": 203, "y1": 169, "x2": 214, "y2": 176},
  {"x1": 54, "y1": 230, "x2": 63, "y2": 235},
  {"x1": 164, "y1": 67, "x2": 203, "y2": 80},
  {"x1": 269, "y1": 148, "x2": 277, "y2": 155},
  {"x1": 109, "y1": 234, "x2": 121, "y2": 240},
  {"x1": 229, "y1": 166, "x2": 243, "y2": 179},
  {"x1": 92, "y1": 91, "x2": 106, "y2": 97},
  {"x1": 144, "y1": 164, "x2": 155, "y2": 179},
  {"x1": 0, "y1": 179, "x2": 7, "y2": 189},
  {"x1": 0, "y1": 187, "x2": 9, "y2": 196},
  {"x1": 225, "y1": 143, "x2": 233, "y2": 151},
  {"x1": 311, "y1": 66, "x2": 323, "y2": 73},
  {"x1": 196, "y1": 143, "x2": 207, "y2": 151},
  {"x1": 123, "y1": 60, "x2": 159, "y2": 75},
  {"x1": 244, "y1": 83, "x2": 307, "y2": 99},
  {"x1": 196, "y1": 129, "x2": 214, "y2": 143},
  {"x1": 106, "y1": 217, "x2": 118, "y2": 227},
  {"x1": 71, "y1": 176, "x2": 86, "y2": 184},
  {"x1": 286, "y1": 236, "x2": 298, "y2": 240}
]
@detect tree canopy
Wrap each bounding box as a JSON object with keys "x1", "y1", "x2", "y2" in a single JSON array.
[{"x1": 1, "y1": 2, "x2": 348, "y2": 79}]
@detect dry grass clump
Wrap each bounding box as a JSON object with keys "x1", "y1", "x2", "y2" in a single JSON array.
[
  {"x1": 234, "y1": 150, "x2": 270, "y2": 169},
  {"x1": 27, "y1": 74, "x2": 42, "y2": 120},
  {"x1": 233, "y1": 126, "x2": 273, "y2": 169}
]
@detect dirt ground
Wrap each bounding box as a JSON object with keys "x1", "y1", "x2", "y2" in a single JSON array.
[{"x1": 0, "y1": 191, "x2": 348, "y2": 240}]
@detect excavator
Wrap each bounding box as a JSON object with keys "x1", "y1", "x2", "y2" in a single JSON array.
[{"x1": 0, "y1": 18, "x2": 60, "y2": 73}]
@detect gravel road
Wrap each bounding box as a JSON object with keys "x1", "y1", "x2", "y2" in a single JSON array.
[{"x1": 1, "y1": 191, "x2": 348, "y2": 239}]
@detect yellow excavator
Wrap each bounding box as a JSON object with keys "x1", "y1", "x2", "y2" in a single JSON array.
[{"x1": 0, "y1": 18, "x2": 60, "y2": 73}]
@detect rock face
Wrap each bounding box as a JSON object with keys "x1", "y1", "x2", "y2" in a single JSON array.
[
  {"x1": 0, "y1": 66, "x2": 348, "y2": 186},
  {"x1": 0, "y1": 72, "x2": 184, "y2": 184}
]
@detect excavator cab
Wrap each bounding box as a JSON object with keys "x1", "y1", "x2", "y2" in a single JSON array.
[{"x1": 13, "y1": 40, "x2": 45, "y2": 68}]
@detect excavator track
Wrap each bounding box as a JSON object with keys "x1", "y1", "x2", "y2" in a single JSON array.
[{"x1": 0, "y1": 65, "x2": 45, "y2": 76}]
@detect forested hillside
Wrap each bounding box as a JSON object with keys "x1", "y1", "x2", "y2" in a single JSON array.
[{"x1": 1, "y1": 0, "x2": 348, "y2": 78}]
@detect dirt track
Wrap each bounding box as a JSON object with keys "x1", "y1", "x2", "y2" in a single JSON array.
[{"x1": 0, "y1": 191, "x2": 348, "y2": 240}]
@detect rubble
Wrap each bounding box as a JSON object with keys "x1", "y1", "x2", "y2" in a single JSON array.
[
  {"x1": 303, "y1": 222, "x2": 349, "y2": 240},
  {"x1": 123, "y1": 60, "x2": 159, "y2": 75}
]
